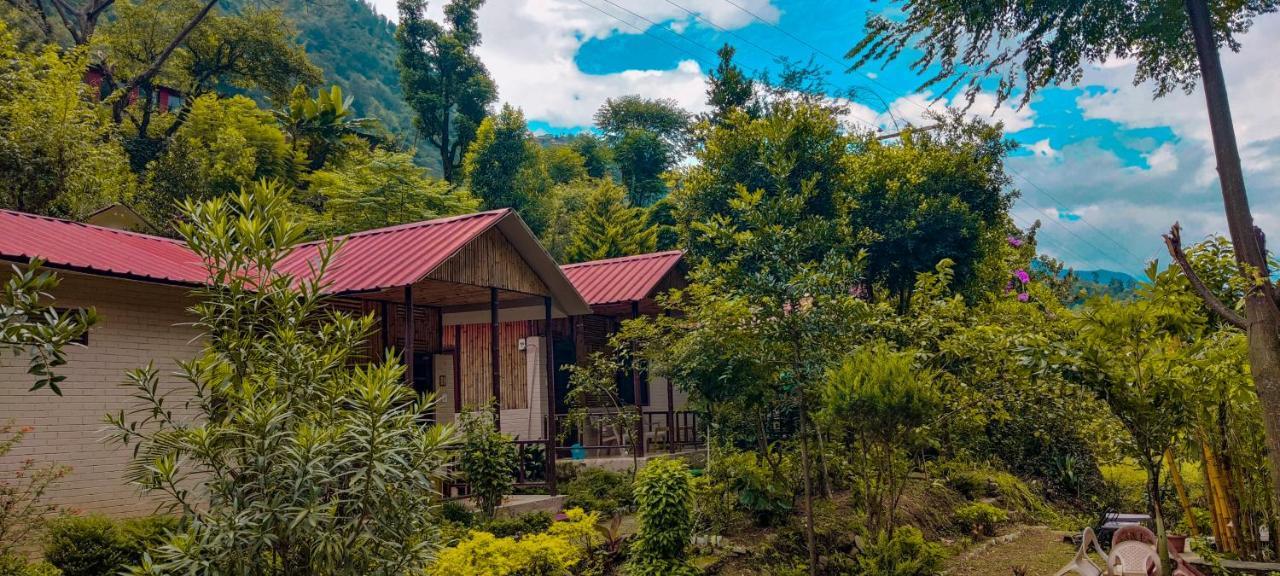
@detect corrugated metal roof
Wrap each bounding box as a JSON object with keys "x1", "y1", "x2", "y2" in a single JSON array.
[
  {"x1": 0, "y1": 208, "x2": 590, "y2": 314},
  {"x1": 561, "y1": 250, "x2": 684, "y2": 305},
  {"x1": 0, "y1": 209, "x2": 206, "y2": 286},
  {"x1": 276, "y1": 209, "x2": 508, "y2": 294}
]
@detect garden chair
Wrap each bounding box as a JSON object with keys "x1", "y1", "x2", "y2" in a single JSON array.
[
  {"x1": 1054, "y1": 527, "x2": 1108, "y2": 576},
  {"x1": 1108, "y1": 540, "x2": 1159, "y2": 576},
  {"x1": 1111, "y1": 525, "x2": 1157, "y2": 547}
]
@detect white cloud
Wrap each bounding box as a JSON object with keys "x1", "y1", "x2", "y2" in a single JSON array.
[
  {"x1": 1028, "y1": 138, "x2": 1058, "y2": 158},
  {"x1": 373, "y1": 0, "x2": 782, "y2": 128},
  {"x1": 873, "y1": 90, "x2": 1036, "y2": 133}
]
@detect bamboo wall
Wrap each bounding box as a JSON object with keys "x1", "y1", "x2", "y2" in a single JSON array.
[
  {"x1": 426, "y1": 228, "x2": 550, "y2": 296},
  {"x1": 444, "y1": 321, "x2": 547, "y2": 410},
  {"x1": 326, "y1": 299, "x2": 442, "y2": 361}
]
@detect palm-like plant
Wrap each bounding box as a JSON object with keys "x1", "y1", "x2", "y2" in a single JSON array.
[{"x1": 276, "y1": 85, "x2": 381, "y2": 170}]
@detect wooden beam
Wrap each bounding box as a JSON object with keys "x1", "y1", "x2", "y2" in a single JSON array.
[
  {"x1": 631, "y1": 301, "x2": 644, "y2": 458},
  {"x1": 491, "y1": 286, "x2": 501, "y2": 426},
  {"x1": 404, "y1": 285, "x2": 415, "y2": 389},
  {"x1": 545, "y1": 296, "x2": 558, "y2": 495}
]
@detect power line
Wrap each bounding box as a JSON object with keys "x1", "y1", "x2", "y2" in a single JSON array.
[
  {"x1": 572, "y1": 0, "x2": 716, "y2": 68},
  {"x1": 594, "y1": 0, "x2": 720, "y2": 60}
]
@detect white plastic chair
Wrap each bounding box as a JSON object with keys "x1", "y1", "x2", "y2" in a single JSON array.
[
  {"x1": 1109, "y1": 540, "x2": 1160, "y2": 576},
  {"x1": 1055, "y1": 527, "x2": 1108, "y2": 576}
]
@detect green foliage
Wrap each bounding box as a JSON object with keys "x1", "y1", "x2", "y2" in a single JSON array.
[
  {"x1": 463, "y1": 104, "x2": 551, "y2": 232},
  {"x1": 594, "y1": 95, "x2": 690, "y2": 206},
  {"x1": 458, "y1": 410, "x2": 517, "y2": 521},
  {"x1": 429, "y1": 508, "x2": 602, "y2": 576},
  {"x1": 481, "y1": 512, "x2": 552, "y2": 539},
  {"x1": 703, "y1": 44, "x2": 758, "y2": 126},
  {"x1": 276, "y1": 84, "x2": 381, "y2": 171},
  {"x1": 309, "y1": 147, "x2": 478, "y2": 236},
  {"x1": 544, "y1": 145, "x2": 588, "y2": 185},
  {"x1": 105, "y1": 183, "x2": 457, "y2": 574},
  {"x1": 855, "y1": 526, "x2": 944, "y2": 576},
  {"x1": 563, "y1": 467, "x2": 634, "y2": 515},
  {"x1": 539, "y1": 178, "x2": 595, "y2": 261},
  {"x1": 396, "y1": 0, "x2": 496, "y2": 182},
  {"x1": 0, "y1": 24, "x2": 135, "y2": 217},
  {"x1": 628, "y1": 458, "x2": 697, "y2": 574},
  {"x1": 44, "y1": 515, "x2": 176, "y2": 576},
  {"x1": 565, "y1": 133, "x2": 615, "y2": 180},
  {"x1": 141, "y1": 95, "x2": 294, "y2": 225},
  {"x1": 711, "y1": 450, "x2": 794, "y2": 526},
  {"x1": 848, "y1": 0, "x2": 1278, "y2": 106},
  {"x1": 564, "y1": 179, "x2": 657, "y2": 263},
  {"x1": 952, "y1": 502, "x2": 1008, "y2": 537},
  {"x1": 0, "y1": 555, "x2": 58, "y2": 576},
  {"x1": 0, "y1": 423, "x2": 68, "y2": 557},
  {"x1": 820, "y1": 342, "x2": 941, "y2": 531},
  {"x1": 1, "y1": 261, "x2": 97, "y2": 394}
]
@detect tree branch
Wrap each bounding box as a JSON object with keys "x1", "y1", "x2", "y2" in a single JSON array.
[
  {"x1": 1164, "y1": 222, "x2": 1248, "y2": 329},
  {"x1": 111, "y1": 0, "x2": 219, "y2": 122}
]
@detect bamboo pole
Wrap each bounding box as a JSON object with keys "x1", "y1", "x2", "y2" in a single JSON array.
[{"x1": 1167, "y1": 448, "x2": 1199, "y2": 538}]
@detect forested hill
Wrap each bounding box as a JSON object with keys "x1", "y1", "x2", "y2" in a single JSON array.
[{"x1": 261, "y1": 0, "x2": 412, "y2": 138}]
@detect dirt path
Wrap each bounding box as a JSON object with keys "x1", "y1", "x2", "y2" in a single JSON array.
[{"x1": 946, "y1": 526, "x2": 1078, "y2": 576}]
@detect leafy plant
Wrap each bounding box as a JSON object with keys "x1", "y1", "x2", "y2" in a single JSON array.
[
  {"x1": 855, "y1": 526, "x2": 944, "y2": 576},
  {"x1": 0, "y1": 424, "x2": 69, "y2": 557},
  {"x1": 2, "y1": 260, "x2": 97, "y2": 394},
  {"x1": 44, "y1": 515, "x2": 176, "y2": 576},
  {"x1": 429, "y1": 508, "x2": 602, "y2": 576},
  {"x1": 482, "y1": 512, "x2": 552, "y2": 539},
  {"x1": 712, "y1": 449, "x2": 793, "y2": 526},
  {"x1": 105, "y1": 182, "x2": 457, "y2": 575},
  {"x1": 628, "y1": 458, "x2": 698, "y2": 575},
  {"x1": 458, "y1": 408, "x2": 518, "y2": 521},
  {"x1": 563, "y1": 467, "x2": 634, "y2": 514},
  {"x1": 953, "y1": 502, "x2": 1009, "y2": 537}
]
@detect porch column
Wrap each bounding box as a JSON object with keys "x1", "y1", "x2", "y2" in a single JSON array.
[
  {"x1": 544, "y1": 296, "x2": 558, "y2": 495},
  {"x1": 490, "y1": 287, "x2": 501, "y2": 425},
  {"x1": 631, "y1": 301, "x2": 645, "y2": 457},
  {"x1": 667, "y1": 378, "x2": 676, "y2": 454},
  {"x1": 404, "y1": 285, "x2": 415, "y2": 389}
]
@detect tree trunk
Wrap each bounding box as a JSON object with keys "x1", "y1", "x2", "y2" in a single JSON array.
[
  {"x1": 798, "y1": 393, "x2": 818, "y2": 576},
  {"x1": 1184, "y1": 0, "x2": 1280, "y2": 515},
  {"x1": 1149, "y1": 461, "x2": 1172, "y2": 576}
]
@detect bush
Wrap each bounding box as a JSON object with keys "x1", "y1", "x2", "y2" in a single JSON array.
[
  {"x1": 429, "y1": 508, "x2": 602, "y2": 576},
  {"x1": 440, "y1": 500, "x2": 475, "y2": 526},
  {"x1": 563, "y1": 467, "x2": 634, "y2": 514},
  {"x1": 459, "y1": 410, "x2": 518, "y2": 520},
  {"x1": 43, "y1": 514, "x2": 176, "y2": 576},
  {"x1": 711, "y1": 450, "x2": 793, "y2": 526},
  {"x1": 483, "y1": 511, "x2": 553, "y2": 538},
  {"x1": 628, "y1": 458, "x2": 697, "y2": 575},
  {"x1": 0, "y1": 554, "x2": 59, "y2": 576},
  {"x1": 953, "y1": 502, "x2": 1009, "y2": 536},
  {"x1": 855, "y1": 526, "x2": 945, "y2": 576}
]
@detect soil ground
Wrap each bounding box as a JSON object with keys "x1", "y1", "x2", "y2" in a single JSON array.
[{"x1": 945, "y1": 526, "x2": 1078, "y2": 576}]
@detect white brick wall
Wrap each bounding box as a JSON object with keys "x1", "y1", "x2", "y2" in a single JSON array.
[{"x1": 0, "y1": 270, "x2": 202, "y2": 519}]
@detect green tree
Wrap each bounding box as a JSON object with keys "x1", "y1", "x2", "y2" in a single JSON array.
[
  {"x1": 845, "y1": 112, "x2": 1017, "y2": 310},
  {"x1": 848, "y1": 0, "x2": 1280, "y2": 514},
  {"x1": 564, "y1": 179, "x2": 656, "y2": 264},
  {"x1": 310, "y1": 147, "x2": 478, "y2": 236},
  {"x1": 276, "y1": 84, "x2": 382, "y2": 171},
  {"x1": 566, "y1": 132, "x2": 614, "y2": 180},
  {"x1": 543, "y1": 144, "x2": 587, "y2": 185},
  {"x1": 704, "y1": 43, "x2": 757, "y2": 126},
  {"x1": 594, "y1": 95, "x2": 690, "y2": 206},
  {"x1": 538, "y1": 178, "x2": 594, "y2": 262},
  {"x1": 141, "y1": 94, "x2": 294, "y2": 226},
  {"x1": 818, "y1": 342, "x2": 940, "y2": 532},
  {"x1": 0, "y1": 26, "x2": 135, "y2": 217},
  {"x1": 462, "y1": 104, "x2": 550, "y2": 232},
  {"x1": 627, "y1": 458, "x2": 697, "y2": 576},
  {"x1": 107, "y1": 182, "x2": 457, "y2": 575},
  {"x1": 395, "y1": 0, "x2": 495, "y2": 183}
]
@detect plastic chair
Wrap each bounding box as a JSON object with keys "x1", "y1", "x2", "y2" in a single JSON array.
[
  {"x1": 1109, "y1": 540, "x2": 1160, "y2": 576},
  {"x1": 1112, "y1": 525, "x2": 1157, "y2": 547},
  {"x1": 1055, "y1": 527, "x2": 1108, "y2": 576}
]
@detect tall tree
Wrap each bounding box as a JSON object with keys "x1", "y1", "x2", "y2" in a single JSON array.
[
  {"x1": 462, "y1": 104, "x2": 550, "y2": 232},
  {"x1": 704, "y1": 43, "x2": 757, "y2": 125},
  {"x1": 594, "y1": 95, "x2": 690, "y2": 206},
  {"x1": 564, "y1": 179, "x2": 656, "y2": 264},
  {"x1": 847, "y1": 0, "x2": 1280, "y2": 517},
  {"x1": 395, "y1": 0, "x2": 495, "y2": 183},
  {"x1": 566, "y1": 132, "x2": 614, "y2": 180}
]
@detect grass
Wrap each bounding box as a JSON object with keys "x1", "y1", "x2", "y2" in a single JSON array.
[{"x1": 945, "y1": 526, "x2": 1078, "y2": 576}]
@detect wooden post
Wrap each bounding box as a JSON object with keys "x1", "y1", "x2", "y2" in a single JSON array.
[
  {"x1": 404, "y1": 286, "x2": 415, "y2": 390},
  {"x1": 667, "y1": 378, "x2": 676, "y2": 454},
  {"x1": 379, "y1": 301, "x2": 390, "y2": 361},
  {"x1": 544, "y1": 296, "x2": 558, "y2": 495},
  {"x1": 631, "y1": 301, "x2": 644, "y2": 458},
  {"x1": 491, "y1": 287, "x2": 501, "y2": 426}
]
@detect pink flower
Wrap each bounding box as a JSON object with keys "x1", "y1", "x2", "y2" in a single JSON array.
[
  {"x1": 1014, "y1": 269, "x2": 1030, "y2": 284},
  {"x1": 1007, "y1": 235, "x2": 1024, "y2": 247},
  {"x1": 1017, "y1": 292, "x2": 1030, "y2": 302}
]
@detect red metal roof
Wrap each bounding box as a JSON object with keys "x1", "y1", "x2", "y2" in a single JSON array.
[
  {"x1": 0, "y1": 209, "x2": 206, "y2": 286},
  {"x1": 276, "y1": 209, "x2": 508, "y2": 294},
  {"x1": 561, "y1": 250, "x2": 684, "y2": 305}
]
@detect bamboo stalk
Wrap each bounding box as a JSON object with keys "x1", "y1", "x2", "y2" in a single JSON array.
[{"x1": 1167, "y1": 448, "x2": 1199, "y2": 538}]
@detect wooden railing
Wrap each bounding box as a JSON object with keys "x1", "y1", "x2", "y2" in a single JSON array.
[{"x1": 553, "y1": 410, "x2": 705, "y2": 458}]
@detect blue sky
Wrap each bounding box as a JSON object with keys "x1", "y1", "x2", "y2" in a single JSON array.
[{"x1": 373, "y1": 0, "x2": 1280, "y2": 275}]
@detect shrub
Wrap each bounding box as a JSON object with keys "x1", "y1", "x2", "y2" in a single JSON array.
[
  {"x1": 563, "y1": 467, "x2": 634, "y2": 514},
  {"x1": 0, "y1": 423, "x2": 69, "y2": 557},
  {"x1": 855, "y1": 526, "x2": 945, "y2": 576},
  {"x1": 628, "y1": 458, "x2": 697, "y2": 575},
  {"x1": 711, "y1": 450, "x2": 793, "y2": 527},
  {"x1": 0, "y1": 554, "x2": 59, "y2": 576},
  {"x1": 953, "y1": 502, "x2": 1009, "y2": 537},
  {"x1": 43, "y1": 514, "x2": 177, "y2": 576},
  {"x1": 483, "y1": 511, "x2": 553, "y2": 538},
  {"x1": 459, "y1": 409, "x2": 518, "y2": 520},
  {"x1": 429, "y1": 508, "x2": 602, "y2": 576},
  {"x1": 440, "y1": 500, "x2": 475, "y2": 526}
]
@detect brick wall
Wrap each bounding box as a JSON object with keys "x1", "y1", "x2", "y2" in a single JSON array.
[{"x1": 0, "y1": 270, "x2": 202, "y2": 519}]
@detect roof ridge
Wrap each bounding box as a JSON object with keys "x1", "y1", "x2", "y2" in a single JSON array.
[
  {"x1": 294, "y1": 208, "x2": 511, "y2": 247},
  {"x1": 561, "y1": 249, "x2": 684, "y2": 269},
  {"x1": 0, "y1": 208, "x2": 185, "y2": 246}
]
